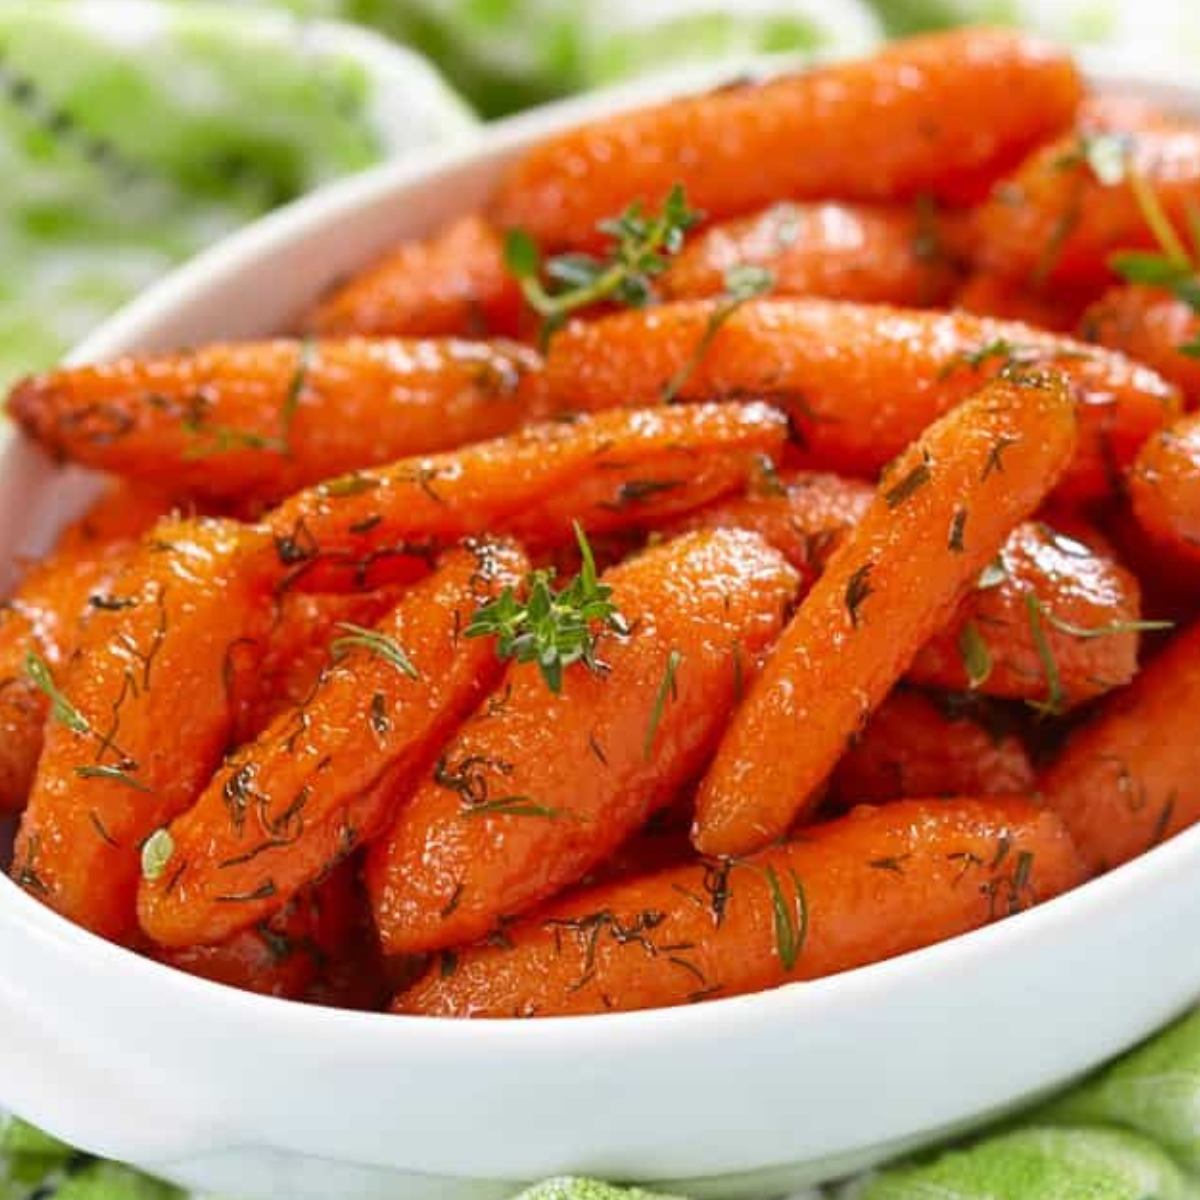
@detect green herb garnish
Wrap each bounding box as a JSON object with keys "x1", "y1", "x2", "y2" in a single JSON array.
[
  {"x1": 466, "y1": 522, "x2": 626, "y2": 694},
  {"x1": 958, "y1": 621, "x2": 993, "y2": 690},
  {"x1": 75, "y1": 764, "x2": 151, "y2": 793},
  {"x1": 884, "y1": 457, "x2": 932, "y2": 510},
  {"x1": 1024, "y1": 593, "x2": 1066, "y2": 716},
  {"x1": 330, "y1": 624, "x2": 419, "y2": 680},
  {"x1": 644, "y1": 649, "x2": 682, "y2": 760},
  {"x1": 661, "y1": 263, "x2": 775, "y2": 402},
  {"x1": 141, "y1": 828, "x2": 175, "y2": 882},
  {"x1": 505, "y1": 184, "x2": 702, "y2": 348},
  {"x1": 844, "y1": 563, "x2": 875, "y2": 629},
  {"x1": 25, "y1": 649, "x2": 89, "y2": 734},
  {"x1": 764, "y1": 864, "x2": 807, "y2": 972}
]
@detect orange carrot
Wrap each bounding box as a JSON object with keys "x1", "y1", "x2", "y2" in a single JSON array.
[
  {"x1": 976, "y1": 126, "x2": 1200, "y2": 288},
  {"x1": 1081, "y1": 285, "x2": 1200, "y2": 403},
  {"x1": 158, "y1": 862, "x2": 359, "y2": 1000},
  {"x1": 0, "y1": 484, "x2": 171, "y2": 812},
  {"x1": 305, "y1": 215, "x2": 524, "y2": 339},
  {"x1": 394, "y1": 797, "x2": 1084, "y2": 1017},
  {"x1": 693, "y1": 370, "x2": 1077, "y2": 857},
  {"x1": 1040, "y1": 618, "x2": 1200, "y2": 872},
  {"x1": 662, "y1": 201, "x2": 959, "y2": 307},
  {"x1": 533, "y1": 299, "x2": 1176, "y2": 503},
  {"x1": 955, "y1": 272, "x2": 1093, "y2": 332},
  {"x1": 11, "y1": 518, "x2": 277, "y2": 942},
  {"x1": 264, "y1": 402, "x2": 787, "y2": 591},
  {"x1": 7, "y1": 338, "x2": 541, "y2": 503},
  {"x1": 367, "y1": 528, "x2": 798, "y2": 955},
  {"x1": 491, "y1": 29, "x2": 1081, "y2": 250},
  {"x1": 1129, "y1": 410, "x2": 1200, "y2": 568},
  {"x1": 830, "y1": 689, "x2": 1033, "y2": 803},
  {"x1": 909, "y1": 519, "x2": 1144, "y2": 707},
  {"x1": 138, "y1": 541, "x2": 527, "y2": 949}
]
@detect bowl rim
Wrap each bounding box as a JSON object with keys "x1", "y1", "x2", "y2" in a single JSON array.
[{"x1": 2, "y1": 48, "x2": 1198, "y2": 1046}]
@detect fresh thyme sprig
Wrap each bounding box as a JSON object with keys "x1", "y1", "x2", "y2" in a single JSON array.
[
  {"x1": 330, "y1": 624, "x2": 420, "y2": 680},
  {"x1": 504, "y1": 184, "x2": 702, "y2": 348},
  {"x1": 465, "y1": 522, "x2": 627, "y2": 694}
]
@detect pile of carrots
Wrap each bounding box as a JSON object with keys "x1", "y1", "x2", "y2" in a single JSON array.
[{"x1": 3, "y1": 27, "x2": 1199, "y2": 1018}]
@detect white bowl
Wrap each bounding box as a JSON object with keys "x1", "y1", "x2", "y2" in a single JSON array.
[{"x1": 1, "y1": 56, "x2": 1199, "y2": 1200}]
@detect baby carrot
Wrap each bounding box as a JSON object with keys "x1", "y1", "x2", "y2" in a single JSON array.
[
  {"x1": 1129, "y1": 411, "x2": 1200, "y2": 568},
  {"x1": 830, "y1": 689, "x2": 1034, "y2": 804},
  {"x1": 367, "y1": 528, "x2": 799, "y2": 956},
  {"x1": 305, "y1": 215, "x2": 524, "y2": 339},
  {"x1": 491, "y1": 28, "x2": 1081, "y2": 250},
  {"x1": 138, "y1": 541, "x2": 527, "y2": 949},
  {"x1": 157, "y1": 862, "x2": 359, "y2": 1000},
  {"x1": 10, "y1": 518, "x2": 277, "y2": 943},
  {"x1": 976, "y1": 126, "x2": 1200, "y2": 288},
  {"x1": 693, "y1": 370, "x2": 1078, "y2": 857},
  {"x1": 533, "y1": 299, "x2": 1176, "y2": 503},
  {"x1": 1081, "y1": 285, "x2": 1200, "y2": 404},
  {"x1": 394, "y1": 797, "x2": 1085, "y2": 1018},
  {"x1": 909, "y1": 519, "x2": 1145, "y2": 708},
  {"x1": 662, "y1": 202, "x2": 960, "y2": 308},
  {"x1": 0, "y1": 484, "x2": 171, "y2": 812},
  {"x1": 7, "y1": 337, "x2": 541, "y2": 504},
  {"x1": 1040, "y1": 618, "x2": 1200, "y2": 872},
  {"x1": 264, "y1": 402, "x2": 787, "y2": 591}
]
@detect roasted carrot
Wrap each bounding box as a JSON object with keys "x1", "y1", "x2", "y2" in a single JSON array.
[
  {"x1": 305, "y1": 215, "x2": 524, "y2": 339},
  {"x1": 138, "y1": 541, "x2": 527, "y2": 949},
  {"x1": 0, "y1": 484, "x2": 171, "y2": 812},
  {"x1": 533, "y1": 299, "x2": 1176, "y2": 503},
  {"x1": 395, "y1": 797, "x2": 1084, "y2": 1017},
  {"x1": 662, "y1": 201, "x2": 960, "y2": 308},
  {"x1": 158, "y1": 862, "x2": 359, "y2": 1000},
  {"x1": 11, "y1": 518, "x2": 277, "y2": 942},
  {"x1": 830, "y1": 689, "x2": 1034, "y2": 803},
  {"x1": 955, "y1": 272, "x2": 1093, "y2": 332},
  {"x1": 264, "y1": 402, "x2": 787, "y2": 591},
  {"x1": 1129, "y1": 410, "x2": 1200, "y2": 568},
  {"x1": 909, "y1": 519, "x2": 1144, "y2": 707},
  {"x1": 1040, "y1": 618, "x2": 1200, "y2": 872},
  {"x1": 367, "y1": 529, "x2": 799, "y2": 956},
  {"x1": 491, "y1": 29, "x2": 1081, "y2": 250},
  {"x1": 976, "y1": 126, "x2": 1200, "y2": 288},
  {"x1": 692, "y1": 371, "x2": 1078, "y2": 857},
  {"x1": 7, "y1": 338, "x2": 542, "y2": 504},
  {"x1": 1081, "y1": 285, "x2": 1200, "y2": 403}
]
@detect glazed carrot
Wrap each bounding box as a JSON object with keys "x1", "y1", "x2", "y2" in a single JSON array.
[
  {"x1": 0, "y1": 484, "x2": 171, "y2": 812},
  {"x1": 662, "y1": 202, "x2": 960, "y2": 307},
  {"x1": 7, "y1": 338, "x2": 541, "y2": 503},
  {"x1": 305, "y1": 215, "x2": 523, "y2": 339},
  {"x1": 491, "y1": 29, "x2": 1081, "y2": 250},
  {"x1": 976, "y1": 126, "x2": 1200, "y2": 288},
  {"x1": 138, "y1": 541, "x2": 527, "y2": 949},
  {"x1": 692, "y1": 371, "x2": 1078, "y2": 857},
  {"x1": 264, "y1": 402, "x2": 787, "y2": 591},
  {"x1": 11, "y1": 518, "x2": 277, "y2": 942},
  {"x1": 1129, "y1": 410, "x2": 1200, "y2": 567},
  {"x1": 232, "y1": 586, "x2": 411, "y2": 743},
  {"x1": 533, "y1": 300, "x2": 1175, "y2": 503},
  {"x1": 158, "y1": 862, "x2": 359, "y2": 1000},
  {"x1": 831, "y1": 690, "x2": 1033, "y2": 804},
  {"x1": 909, "y1": 519, "x2": 1144, "y2": 707},
  {"x1": 955, "y1": 272, "x2": 1092, "y2": 333},
  {"x1": 395, "y1": 797, "x2": 1084, "y2": 1017},
  {"x1": 1081, "y1": 285, "x2": 1200, "y2": 403},
  {"x1": 1041, "y1": 619, "x2": 1200, "y2": 872},
  {"x1": 367, "y1": 529, "x2": 799, "y2": 956}
]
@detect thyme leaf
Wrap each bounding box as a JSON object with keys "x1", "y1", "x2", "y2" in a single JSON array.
[
  {"x1": 141, "y1": 828, "x2": 175, "y2": 882},
  {"x1": 643, "y1": 648, "x2": 682, "y2": 760},
  {"x1": 75, "y1": 764, "x2": 151, "y2": 793},
  {"x1": 844, "y1": 563, "x2": 875, "y2": 629},
  {"x1": 764, "y1": 864, "x2": 807, "y2": 972},
  {"x1": 958, "y1": 621, "x2": 993, "y2": 690},
  {"x1": 25, "y1": 650, "x2": 89, "y2": 734}
]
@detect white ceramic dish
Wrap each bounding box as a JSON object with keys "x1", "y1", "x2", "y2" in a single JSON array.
[{"x1": 1, "y1": 55, "x2": 1199, "y2": 1200}]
